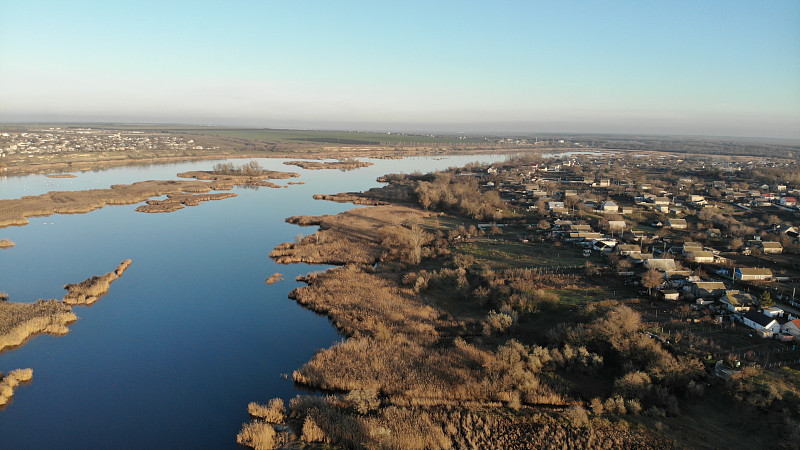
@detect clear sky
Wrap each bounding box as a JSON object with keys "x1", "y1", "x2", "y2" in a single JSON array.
[{"x1": 1, "y1": 1, "x2": 798, "y2": 138}]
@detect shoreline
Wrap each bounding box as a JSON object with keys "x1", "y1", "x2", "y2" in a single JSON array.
[
  {"x1": 240, "y1": 196, "x2": 672, "y2": 448},
  {"x1": 0, "y1": 260, "x2": 131, "y2": 407},
  {"x1": 0, "y1": 168, "x2": 298, "y2": 229},
  {"x1": 0, "y1": 146, "x2": 515, "y2": 178}
]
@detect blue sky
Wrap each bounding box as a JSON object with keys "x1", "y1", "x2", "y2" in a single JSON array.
[{"x1": 1, "y1": 1, "x2": 798, "y2": 138}]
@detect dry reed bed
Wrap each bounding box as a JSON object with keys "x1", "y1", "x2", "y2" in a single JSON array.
[
  {"x1": 0, "y1": 239, "x2": 14, "y2": 249},
  {"x1": 286, "y1": 398, "x2": 674, "y2": 450},
  {"x1": 177, "y1": 169, "x2": 299, "y2": 181},
  {"x1": 242, "y1": 201, "x2": 671, "y2": 448},
  {"x1": 270, "y1": 206, "x2": 433, "y2": 265},
  {"x1": 290, "y1": 266, "x2": 566, "y2": 407},
  {"x1": 312, "y1": 193, "x2": 387, "y2": 205},
  {"x1": 46, "y1": 173, "x2": 77, "y2": 178},
  {"x1": 265, "y1": 273, "x2": 284, "y2": 285},
  {"x1": 0, "y1": 180, "x2": 214, "y2": 228},
  {"x1": 0, "y1": 300, "x2": 77, "y2": 353},
  {"x1": 283, "y1": 160, "x2": 373, "y2": 170},
  {"x1": 0, "y1": 261, "x2": 131, "y2": 409},
  {"x1": 0, "y1": 368, "x2": 34, "y2": 407},
  {"x1": 62, "y1": 259, "x2": 132, "y2": 305},
  {"x1": 135, "y1": 192, "x2": 237, "y2": 213},
  {"x1": 0, "y1": 166, "x2": 300, "y2": 228}
]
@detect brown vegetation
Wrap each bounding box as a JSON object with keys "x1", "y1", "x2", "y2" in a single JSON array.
[
  {"x1": 270, "y1": 206, "x2": 434, "y2": 265},
  {"x1": 0, "y1": 239, "x2": 14, "y2": 249},
  {"x1": 283, "y1": 158, "x2": 373, "y2": 170},
  {"x1": 264, "y1": 273, "x2": 284, "y2": 285},
  {"x1": 248, "y1": 398, "x2": 286, "y2": 423},
  {"x1": 63, "y1": 259, "x2": 132, "y2": 305},
  {"x1": 0, "y1": 163, "x2": 299, "y2": 228},
  {"x1": 0, "y1": 368, "x2": 34, "y2": 407},
  {"x1": 135, "y1": 192, "x2": 237, "y2": 213},
  {"x1": 0, "y1": 180, "x2": 219, "y2": 228},
  {"x1": 0, "y1": 299, "x2": 76, "y2": 353},
  {"x1": 312, "y1": 193, "x2": 387, "y2": 206}
]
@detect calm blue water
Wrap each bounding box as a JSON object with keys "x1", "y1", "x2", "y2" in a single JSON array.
[{"x1": 0, "y1": 155, "x2": 505, "y2": 449}]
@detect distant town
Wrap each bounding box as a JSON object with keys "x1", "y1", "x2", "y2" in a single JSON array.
[{"x1": 0, "y1": 127, "x2": 215, "y2": 159}]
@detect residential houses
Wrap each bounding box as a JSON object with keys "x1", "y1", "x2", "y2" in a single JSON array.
[{"x1": 734, "y1": 268, "x2": 774, "y2": 281}]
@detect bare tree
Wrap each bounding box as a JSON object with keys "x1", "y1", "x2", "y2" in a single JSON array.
[
  {"x1": 641, "y1": 269, "x2": 663, "y2": 296},
  {"x1": 406, "y1": 223, "x2": 431, "y2": 265}
]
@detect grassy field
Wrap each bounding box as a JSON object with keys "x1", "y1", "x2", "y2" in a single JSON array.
[
  {"x1": 173, "y1": 127, "x2": 473, "y2": 145},
  {"x1": 49, "y1": 124, "x2": 478, "y2": 146},
  {"x1": 454, "y1": 241, "x2": 602, "y2": 269}
]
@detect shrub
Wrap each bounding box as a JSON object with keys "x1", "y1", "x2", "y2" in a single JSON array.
[
  {"x1": 482, "y1": 310, "x2": 513, "y2": 335},
  {"x1": 565, "y1": 406, "x2": 590, "y2": 428}
]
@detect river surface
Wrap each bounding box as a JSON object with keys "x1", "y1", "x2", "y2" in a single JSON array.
[{"x1": 0, "y1": 155, "x2": 505, "y2": 449}]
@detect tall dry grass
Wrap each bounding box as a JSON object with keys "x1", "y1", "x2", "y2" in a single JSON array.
[
  {"x1": 236, "y1": 421, "x2": 279, "y2": 450},
  {"x1": 63, "y1": 259, "x2": 131, "y2": 305},
  {"x1": 0, "y1": 368, "x2": 33, "y2": 406},
  {"x1": 248, "y1": 398, "x2": 286, "y2": 423},
  {"x1": 0, "y1": 300, "x2": 76, "y2": 352}
]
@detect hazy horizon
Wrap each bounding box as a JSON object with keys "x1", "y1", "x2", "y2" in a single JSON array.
[{"x1": 2, "y1": 1, "x2": 798, "y2": 139}]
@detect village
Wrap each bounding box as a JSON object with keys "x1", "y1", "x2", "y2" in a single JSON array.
[
  {"x1": 0, "y1": 127, "x2": 218, "y2": 165},
  {"x1": 466, "y1": 152, "x2": 800, "y2": 372}
]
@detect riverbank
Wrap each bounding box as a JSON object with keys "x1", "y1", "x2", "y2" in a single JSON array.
[
  {"x1": 242, "y1": 197, "x2": 672, "y2": 448},
  {"x1": 0, "y1": 144, "x2": 518, "y2": 178}
]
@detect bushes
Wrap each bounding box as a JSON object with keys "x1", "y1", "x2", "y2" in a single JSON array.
[
  {"x1": 212, "y1": 160, "x2": 264, "y2": 176},
  {"x1": 414, "y1": 174, "x2": 504, "y2": 220},
  {"x1": 482, "y1": 310, "x2": 514, "y2": 335}
]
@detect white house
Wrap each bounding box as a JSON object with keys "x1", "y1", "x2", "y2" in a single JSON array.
[
  {"x1": 758, "y1": 241, "x2": 783, "y2": 254},
  {"x1": 653, "y1": 197, "x2": 670, "y2": 206},
  {"x1": 742, "y1": 310, "x2": 781, "y2": 337},
  {"x1": 686, "y1": 250, "x2": 714, "y2": 263},
  {"x1": 607, "y1": 220, "x2": 627, "y2": 231},
  {"x1": 600, "y1": 200, "x2": 619, "y2": 213},
  {"x1": 615, "y1": 244, "x2": 641, "y2": 256},
  {"x1": 689, "y1": 195, "x2": 707, "y2": 205},
  {"x1": 667, "y1": 218, "x2": 687, "y2": 229},
  {"x1": 735, "y1": 268, "x2": 773, "y2": 281},
  {"x1": 783, "y1": 319, "x2": 800, "y2": 339}
]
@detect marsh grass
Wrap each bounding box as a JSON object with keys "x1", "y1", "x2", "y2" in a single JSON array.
[
  {"x1": 0, "y1": 300, "x2": 76, "y2": 352},
  {"x1": 62, "y1": 260, "x2": 131, "y2": 305},
  {"x1": 0, "y1": 368, "x2": 33, "y2": 406}
]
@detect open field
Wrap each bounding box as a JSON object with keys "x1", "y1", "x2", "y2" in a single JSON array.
[{"x1": 455, "y1": 241, "x2": 603, "y2": 269}]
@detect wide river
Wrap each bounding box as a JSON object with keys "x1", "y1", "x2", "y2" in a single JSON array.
[{"x1": 0, "y1": 155, "x2": 506, "y2": 449}]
